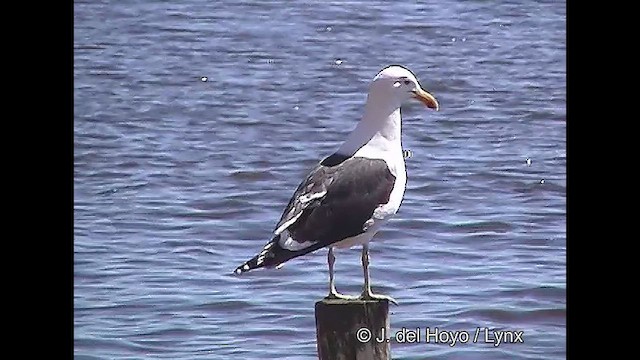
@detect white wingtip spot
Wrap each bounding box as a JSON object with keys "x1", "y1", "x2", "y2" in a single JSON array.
[
  {"x1": 234, "y1": 268, "x2": 242, "y2": 275},
  {"x1": 243, "y1": 264, "x2": 249, "y2": 271}
]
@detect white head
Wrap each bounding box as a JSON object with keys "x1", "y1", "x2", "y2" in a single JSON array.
[
  {"x1": 335, "y1": 65, "x2": 439, "y2": 157},
  {"x1": 368, "y1": 65, "x2": 439, "y2": 111}
]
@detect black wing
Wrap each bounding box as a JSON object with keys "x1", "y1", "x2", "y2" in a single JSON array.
[
  {"x1": 283, "y1": 156, "x2": 395, "y2": 245},
  {"x1": 235, "y1": 153, "x2": 395, "y2": 274}
]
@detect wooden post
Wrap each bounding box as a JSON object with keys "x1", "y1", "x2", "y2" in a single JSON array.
[{"x1": 315, "y1": 298, "x2": 390, "y2": 360}]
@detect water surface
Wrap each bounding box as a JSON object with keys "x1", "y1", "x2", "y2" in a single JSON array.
[{"x1": 75, "y1": 1, "x2": 566, "y2": 359}]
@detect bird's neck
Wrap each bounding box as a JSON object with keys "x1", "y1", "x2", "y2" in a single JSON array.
[{"x1": 336, "y1": 95, "x2": 403, "y2": 159}]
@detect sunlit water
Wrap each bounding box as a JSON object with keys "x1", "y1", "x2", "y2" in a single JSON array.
[{"x1": 75, "y1": 1, "x2": 565, "y2": 359}]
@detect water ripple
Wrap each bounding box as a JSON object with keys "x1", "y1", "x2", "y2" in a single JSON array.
[{"x1": 75, "y1": 0, "x2": 565, "y2": 359}]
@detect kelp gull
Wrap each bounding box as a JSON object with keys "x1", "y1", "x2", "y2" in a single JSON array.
[{"x1": 234, "y1": 65, "x2": 439, "y2": 304}]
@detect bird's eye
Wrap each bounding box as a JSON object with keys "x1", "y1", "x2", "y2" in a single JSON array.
[{"x1": 403, "y1": 79, "x2": 411, "y2": 85}]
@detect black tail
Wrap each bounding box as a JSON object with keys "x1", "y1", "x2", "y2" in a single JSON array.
[{"x1": 233, "y1": 236, "x2": 324, "y2": 275}]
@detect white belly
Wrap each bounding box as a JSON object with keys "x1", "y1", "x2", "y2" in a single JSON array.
[{"x1": 333, "y1": 224, "x2": 380, "y2": 249}]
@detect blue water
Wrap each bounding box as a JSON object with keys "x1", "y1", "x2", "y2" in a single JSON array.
[{"x1": 74, "y1": 1, "x2": 565, "y2": 359}]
